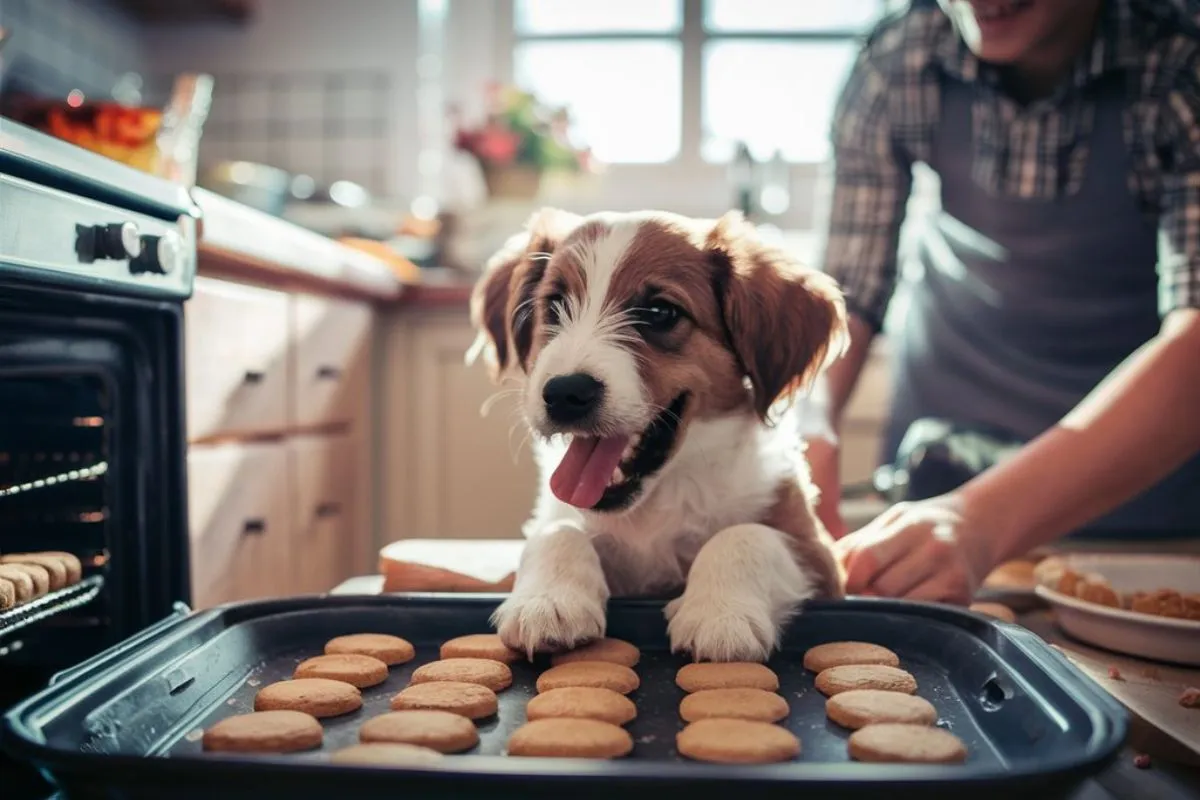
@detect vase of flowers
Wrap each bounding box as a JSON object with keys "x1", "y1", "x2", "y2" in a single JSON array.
[{"x1": 452, "y1": 83, "x2": 595, "y2": 201}]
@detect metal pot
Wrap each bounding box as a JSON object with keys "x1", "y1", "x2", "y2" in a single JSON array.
[{"x1": 199, "y1": 160, "x2": 293, "y2": 216}]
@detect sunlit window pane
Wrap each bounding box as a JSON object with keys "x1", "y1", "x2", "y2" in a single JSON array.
[
  {"x1": 704, "y1": 0, "x2": 888, "y2": 33},
  {"x1": 515, "y1": 0, "x2": 682, "y2": 35},
  {"x1": 702, "y1": 40, "x2": 858, "y2": 164},
  {"x1": 514, "y1": 41, "x2": 682, "y2": 164}
]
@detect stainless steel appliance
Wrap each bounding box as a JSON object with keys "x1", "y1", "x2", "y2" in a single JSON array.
[{"x1": 0, "y1": 117, "x2": 196, "y2": 797}]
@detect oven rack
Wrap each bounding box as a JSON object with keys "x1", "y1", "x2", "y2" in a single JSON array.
[{"x1": 0, "y1": 575, "x2": 104, "y2": 644}]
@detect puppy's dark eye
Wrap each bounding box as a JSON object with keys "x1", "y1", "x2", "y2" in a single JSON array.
[
  {"x1": 633, "y1": 300, "x2": 682, "y2": 333},
  {"x1": 544, "y1": 293, "x2": 564, "y2": 326}
]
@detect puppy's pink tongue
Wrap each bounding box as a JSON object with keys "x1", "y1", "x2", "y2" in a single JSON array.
[{"x1": 550, "y1": 435, "x2": 629, "y2": 508}]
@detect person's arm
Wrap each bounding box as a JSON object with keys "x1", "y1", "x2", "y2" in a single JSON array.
[
  {"x1": 805, "y1": 34, "x2": 912, "y2": 536},
  {"x1": 962, "y1": 308, "x2": 1200, "y2": 564}
]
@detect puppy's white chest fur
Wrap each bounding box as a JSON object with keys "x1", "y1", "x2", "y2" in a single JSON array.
[{"x1": 527, "y1": 410, "x2": 801, "y2": 596}]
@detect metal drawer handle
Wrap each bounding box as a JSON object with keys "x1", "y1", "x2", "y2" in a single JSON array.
[
  {"x1": 316, "y1": 365, "x2": 341, "y2": 380},
  {"x1": 242, "y1": 518, "x2": 266, "y2": 535},
  {"x1": 315, "y1": 502, "x2": 342, "y2": 519},
  {"x1": 243, "y1": 370, "x2": 265, "y2": 384}
]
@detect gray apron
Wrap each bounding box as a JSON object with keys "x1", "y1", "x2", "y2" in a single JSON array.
[{"x1": 886, "y1": 73, "x2": 1200, "y2": 537}]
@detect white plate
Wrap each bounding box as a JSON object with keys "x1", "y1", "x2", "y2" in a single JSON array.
[{"x1": 1034, "y1": 553, "x2": 1200, "y2": 666}]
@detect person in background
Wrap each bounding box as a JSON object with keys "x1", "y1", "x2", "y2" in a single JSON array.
[{"x1": 807, "y1": 0, "x2": 1200, "y2": 604}]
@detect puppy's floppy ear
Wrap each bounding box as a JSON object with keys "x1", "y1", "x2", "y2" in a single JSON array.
[
  {"x1": 706, "y1": 211, "x2": 848, "y2": 421},
  {"x1": 467, "y1": 207, "x2": 582, "y2": 380}
]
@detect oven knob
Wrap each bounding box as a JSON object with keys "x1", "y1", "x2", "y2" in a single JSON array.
[
  {"x1": 75, "y1": 222, "x2": 142, "y2": 263},
  {"x1": 129, "y1": 231, "x2": 183, "y2": 276}
]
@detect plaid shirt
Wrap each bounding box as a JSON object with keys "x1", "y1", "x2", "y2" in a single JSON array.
[{"x1": 821, "y1": 0, "x2": 1200, "y2": 332}]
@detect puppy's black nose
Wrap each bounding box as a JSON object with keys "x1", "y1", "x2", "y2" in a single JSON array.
[{"x1": 542, "y1": 373, "x2": 604, "y2": 423}]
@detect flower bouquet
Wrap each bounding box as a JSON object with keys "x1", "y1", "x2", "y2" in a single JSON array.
[{"x1": 452, "y1": 83, "x2": 596, "y2": 200}]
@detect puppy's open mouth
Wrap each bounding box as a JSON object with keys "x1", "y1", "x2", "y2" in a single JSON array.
[{"x1": 549, "y1": 392, "x2": 689, "y2": 512}]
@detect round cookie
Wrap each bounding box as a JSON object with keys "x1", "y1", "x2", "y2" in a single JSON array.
[
  {"x1": 803, "y1": 641, "x2": 900, "y2": 672},
  {"x1": 0, "y1": 554, "x2": 67, "y2": 590},
  {"x1": 359, "y1": 710, "x2": 479, "y2": 754},
  {"x1": 536, "y1": 661, "x2": 640, "y2": 695},
  {"x1": 815, "y1": 664, "x2": 918, "y2": 697},
  {"x1": 679, "y1": 687, "x2": 789, "y2": 723},
  {"x1": 825, "y1": 690, "x2": 938, "y2": 730},
  {"x1": 526, "y1": 686, "x2": 638, "y2": 726},
  {"x1": 390, "y1": 681, "x2": 498, "y2": 720},
  {"x1": 3, "y1": 563, "x2": 50, "y2": 597},
  {"x1": 848, "y1": 723, "x2": 968, "y2": 764},
  {"x1": 0, "y1": 566, "x2": 34, "y2": 604},
  {"x1": 969, "y1": 602, "x2": 1017, "y2": 623},
  {"x1": 550, "y1": 638, "x2": 640, "y2": 668},
  {"x1": 410, "y1": 657, "x2": 512, "y2": 692},
  {"x1": 330, "y1": 742, "x2": 444, "y2": 766},
  {"x1": 254, "y1": 678, "x2": 363, "y2": 718},
  {"x1": 0, "y1": 578, "x2": 14, "y2": 611},
  {"x1": 294, "y1": 653, "x2": 389, "y2": 688},
  {"x1": 675, "y1": 662, "x2": 778, "y2": 693},
  {"x1": 439, "y1": 633, "x2": 523, "y2": 664},
  {"x1": 506, "y1": 718, "x2": 633, "y2": 759},
  {"x1": 202, "y1": 710, "x2": 323, "y2": 753},
  {"x1": 677, "y1": 718, "x2": 801, "y2": 764},
  {"x1": 325, "y1": 633, "x2": 415, "y2": 666}
]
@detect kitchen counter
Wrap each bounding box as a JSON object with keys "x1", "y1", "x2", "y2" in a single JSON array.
[{"x1": 331, "y1": 542, "x2": 1200, "y2": 800}]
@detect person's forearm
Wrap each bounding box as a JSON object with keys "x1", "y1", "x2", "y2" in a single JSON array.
[
  {"x1": 820, "y1": 314, "x2": 877, "y2": 435},
  {"x1": 961, "y1": 309, "x2": 1200, "y2": 563}
]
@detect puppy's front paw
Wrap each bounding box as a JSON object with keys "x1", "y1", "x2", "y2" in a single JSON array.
[
  {"x1": 665, "y1": 592, "x2": 779, "y2": 663},
  {"x1": 491, "y1": 590, "x2": 606, "y2": 657}
]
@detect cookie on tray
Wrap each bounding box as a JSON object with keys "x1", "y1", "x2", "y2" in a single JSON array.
[
  {"x1": 550, "y1": 638, "x2": 640, "y2": 668},
  {"x1": 677, "y1": 718, "x2": 800, "y2": 764},
  {"x1": 359, "y1": 710, "x2": 479, "y2": 754},
  {"x1": 536, "y1": 661, "x2": 640, "y2": 695},
  {"x1": 526, "y1": 686, "x2": 638, "y2": 726},
  {"x1": 675, "y1": 662, "x2": 778, "y2": 693},
  {"x1": 294, "y1": 653, "x2": 389, "y2": 688},
  {"x1": 390, "y1": 680, "x2": 498, "y2": 720},
  {"x1": 325, "y1": 633, "x2": 415, "y2": 666},
  {"x1": 0, "y1": 566, "x2": 34, "y2": 605},
  {"x1": 848, "y1": 723, "x2": 968, "y2": 763},
  {"x1": 814, "y1": 664, "x2": 918, "y2": 697},
  {"x1": 254, "y1": 678, "x2": 363, "y2": 718},
  {"x1": 825, "y1": 689, "x2": 938, "y2": 730},
  {"x1": 506, "y1": 718, "x2": 633, "y2": 759},
  {"x1": 802, "y1": 642, "x2": 900, "y2": 672},
  {"x1": 2, "y1": 562, "x2": 50, "y2": 597},
  {"x1": 0, "y1": 578, "x2": 14, "y2": 611},
  {"x1": 330, "y1": 742, "x2": 444, "y2": 766},
  {"x1": 0, "y1": 554, "x2": 68, "y2": 590},
  {"x1": 679, "y1": 688, "x2": 789, "y2": 724},
  {"x1": 439, "y1": 633, "x2": 523, "y2": 664},
  {"x1": 410, "y1": 657, "x2": 513, "y2": 692},
  {"x1": 202, "y1": 710, "x2": 323, "y2": 753}
]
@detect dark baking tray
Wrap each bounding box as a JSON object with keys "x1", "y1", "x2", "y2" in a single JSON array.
[{"x1": 2, "y1": 594, "x2": 1126, "y2": 799}]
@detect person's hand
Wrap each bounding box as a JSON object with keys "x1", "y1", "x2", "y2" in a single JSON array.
[
  {"x1": 832, "y1": 494, "x2": 997, "y2": 605},
  {"x1": 806, "y1": 437, "x2": 847, "y2": 539}
]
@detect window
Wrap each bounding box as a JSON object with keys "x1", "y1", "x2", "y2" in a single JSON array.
[{"x1": 509, "y1": 0, "x2": 899, "y2": 166}]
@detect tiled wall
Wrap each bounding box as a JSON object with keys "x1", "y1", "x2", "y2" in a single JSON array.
[{"x1": 0, "y1": 0, "x2": 145, "y2": 100}]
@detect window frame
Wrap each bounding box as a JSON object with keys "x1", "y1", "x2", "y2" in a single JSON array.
[{"x1": 488, "y1": 0, "x2": 896, "y2": 228}]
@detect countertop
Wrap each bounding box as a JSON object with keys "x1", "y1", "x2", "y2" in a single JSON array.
[{"x1": 331, "y1": 538, "x2": 1200, "y2": 800}]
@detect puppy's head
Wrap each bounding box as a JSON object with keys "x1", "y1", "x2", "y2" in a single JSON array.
[{"x1": 470, "y1": 208, "x2": 847, "y2": 513}]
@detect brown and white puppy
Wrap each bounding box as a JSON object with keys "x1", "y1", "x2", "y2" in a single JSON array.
[{"x1": 468, "y1": 207, "x2": 848, "y2": 662}]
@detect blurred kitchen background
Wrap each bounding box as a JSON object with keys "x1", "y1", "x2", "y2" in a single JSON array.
[{"x1": 0, "y1": 0, "x2": 904, "y2": 601}]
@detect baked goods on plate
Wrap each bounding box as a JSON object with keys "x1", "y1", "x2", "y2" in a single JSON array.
[{"x1": 1033, "y1": 553, "x2": 1200, "y2": 666}]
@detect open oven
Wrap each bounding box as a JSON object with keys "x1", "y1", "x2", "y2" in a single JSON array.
[{"x1": 0, "y1": 118, "x2": 196, "y2": 797}]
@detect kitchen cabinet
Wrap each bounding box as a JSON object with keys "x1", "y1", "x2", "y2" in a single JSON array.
[
  {"x1": 379, "y1": 303, "x2": 893, "y2": 542},
  {"x1": 184, "y1": 277, "x2": 378, "y2": 608}
]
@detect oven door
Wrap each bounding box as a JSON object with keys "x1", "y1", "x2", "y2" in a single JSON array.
[{"x1": 0, "y1": 288, "x2": 190, "y2": 699}]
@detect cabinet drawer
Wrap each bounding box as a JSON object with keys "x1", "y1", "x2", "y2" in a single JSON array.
[
  {"x1": 290, "y1": 434, "x2": 355, "y2": 594},
  {"x1": 187, "y1": 441, "x2": 291, "y2": 608},
  {"x1": 291, "y1": 294, "x2": 372, "y2": 428},
  {"x1": 185, "y1": 277, "x2": 290, "y2": 441}
]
